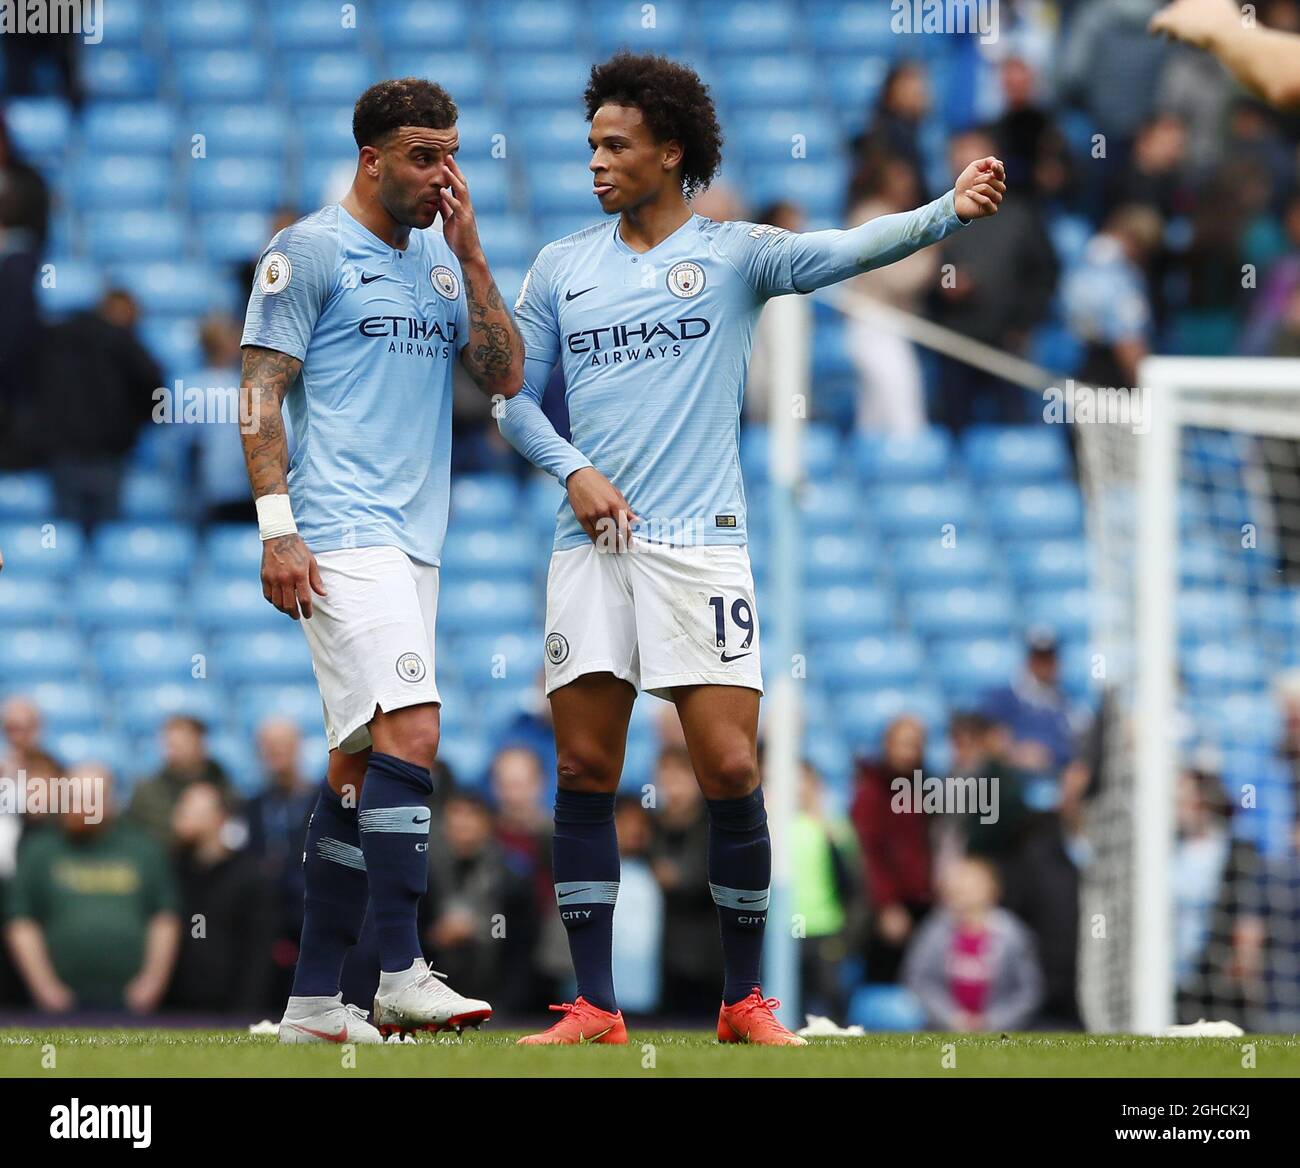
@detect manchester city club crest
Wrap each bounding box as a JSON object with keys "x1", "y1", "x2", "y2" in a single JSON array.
[
  {"x1": 430, "y1": 265, "x2": 460, "y2": 299},
  {"x1": 666, "y1": 260, "x2": 705, "y2": 298},
  {"x1": 395, "y1": 652, "x2": 427, "y2": 682},
  {"x1": 545, "y1": 632, "x2": 569, "y2": 665}
]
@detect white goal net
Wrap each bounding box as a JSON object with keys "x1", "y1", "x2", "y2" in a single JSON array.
[{"x1": 1075, "y1": 358, "x2": 1300, "y2": 1034}]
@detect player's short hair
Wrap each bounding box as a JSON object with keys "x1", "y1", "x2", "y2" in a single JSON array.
[
  {"x1": 353, "y1": 78, "x2": 458, "y2": 149},
  {"x1": 584, "y1": 52, "x2": 723, "y2": 199}
]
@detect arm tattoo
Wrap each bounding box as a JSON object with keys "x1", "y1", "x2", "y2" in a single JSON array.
[
  {"x1": 239, "y1": 346, "x2": 301, "y2": 499},
  {"x1": 461, "y1": 266, "x2": 522, "y2": 392}
]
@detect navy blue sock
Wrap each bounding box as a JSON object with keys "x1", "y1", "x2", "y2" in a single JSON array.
[
  {"x1": 292, "y1": 779, "x2": 369, "y2": 998},
  {"x1": 357, "y1": 751, "x2": 434, "y2": 973},
  {"x1": 552, "y1": 788, "x2": 619, "y2": 1013},
  {"x1": 706, "y1": 787, "x2": 771, "y2": 1006}
]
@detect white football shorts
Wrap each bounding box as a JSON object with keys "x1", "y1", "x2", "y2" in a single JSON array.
[
  {"x1": 298, "y1": 545, "x2": 441, "y2": 753},
  {"x1": 543, "y1": 540, "x2": 763, "y2": 699}
]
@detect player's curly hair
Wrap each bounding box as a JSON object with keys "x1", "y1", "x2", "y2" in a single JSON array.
[
  {"x1": 353, "y1": 78, "x2": 458, "y2": 149},
  {"x1": 583, "y1": 52, "x2": 723, "y2": 199}
]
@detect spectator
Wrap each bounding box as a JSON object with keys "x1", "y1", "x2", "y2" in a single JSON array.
[
  {"x1": 1105, "y1": 113, "x2": 1195, "y2": 220},
  {"x1": 992, "y1": 56, "x2": 1075, "y2": 205},
  {"x1": 38, "y1": 288, "x2": 162, "y2": 531},
  {"x1": 244, "y1": 718, "x2": 314, "y2": 1006},
  {"x1": 1236, "y1": 812, "x2": 1300, "y2": 1031},
  {"x1": 495, "y1": 669, "x2": 558, "y2": 794},
  {"x1": 4, "y1": 764, "x2": 179, "y2": 1013},
  {"x1": 941, "y1": 711, "x2": 1034, "y2": 867},
  {"x1": 1, "y1": 28, "x2": 81, "y2": 107},
  {"x1": 611, "y1": 794, "x2": 664, "y2": 1014},
  {"x1": 0, "y1": 125, "x2": 44, "y2": 470},
  {"x1": 0, "y1": 697, "x2": 63, "y2": 874},
  {"x1": 1062, "y1": 203, "x2": 1162, "y2": 387},
  {"x1": 649, "y1": 745, "x2": 721, "y2": 1018},
  {"x1": 902, "y1": 855, "x2": 1045, "y2": 1031},
  {"x1": 129, "y1": 715, "x2": 233, "y2": 844},
  {"x1": 0, "y1": 111, "x2": 50, "y2": 248},
  {"x1": 851, "y1": 61, "x2": 932, "y2": 194},
  {"x1": 929, "y1": 126, "x2": 1058, "y2": 432},
  {"x1": 851, "y1": 715, "x2": 933, "y2": 983},
  {"x1": 166, "y1": 781, "x2": 274, "y2": 1017},
  {"x1": 792, "y1": 761, "x2": 862, "y2": 1022}
]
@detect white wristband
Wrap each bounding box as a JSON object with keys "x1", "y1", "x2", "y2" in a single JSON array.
[{"x1": 256, "y1": 494, "x2": 298, "y2": 541}]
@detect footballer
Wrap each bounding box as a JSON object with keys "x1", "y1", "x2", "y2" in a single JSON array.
[
  {"x1": 500, "y1": 52, "x2": 1004, "y2": 1045},
  {"x1": 239, "y1": 79, "x2": 523, "y2": 1043}
]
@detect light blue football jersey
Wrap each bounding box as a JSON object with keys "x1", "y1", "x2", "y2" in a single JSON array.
[
  {"x1": 507, "y1": 193, "x2": 967, "y2": 550},
  {"x1": 241, "y1": 203, "x2": 469, "y2": 566}
]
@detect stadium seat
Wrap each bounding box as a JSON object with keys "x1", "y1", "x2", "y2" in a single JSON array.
[
  {"x1": 189, "y1": 574, "x2": 288, "y2": 633},
  {"x1": 270, "y1": 0, "x2": 364, "y2": 49},
  {"x1": 932, "y1": 637, "x2": 1021, "y2": 703},
  {"x1": 441, "y1": 529, "x2": 537, "y2": 581},
  {"x1": 20, "y1": 681, "x2": 106, "y2": 734},
  {"x1": 0, "y1": 473, "x2": 55, "y2": 520},
  {"x1": 1179, "y1": 588, "x2": 1250, "y2": 646},
  {"x1": 905, "y1": 586, "x2": 1016, "y2": 640},
  {"x1": 91, "y1": 523, "x2": 198, "y2": 580},
  {"x1": 741, "y1": 423, "x2": 842, "y2": 482},
  {"x1": 212, "y1": 631, "x2": 316, "y2": 685},
  {"x1": 83, "y1": 102, "x2": 177, "y2": 155},
  {"x1": 4, "y1": 98, "x2": 72, "y2": 166},
  {"x1": 174, "y1": 51, "x2": 271, "y2": 104},
  {"x1": 485, "y1": 0, "x2": 581, "y2": 50},
  {"x1": 730, "y1": 111, "x2": 842, "y2": 165},
  {"x1": 139, "y1": 316, "x2": 202, "y2": 378},
  {"x1": 93, "y1": 629, "x2": 206, "y2": 686},
  {"x1": 835, "y1": 685, "x2": 948, "y2": 750},
  {"x1": 161, "y1": 0, "x2": 257, "y2": 47},
  {"x1": 83, "y1": 48, "x2": 158, "y2": 100},
  {"x1": 589, "y1": 0, "x2": 689, "y2": 55},
  {"x1": 459, "y1": 164, "x2": 509, "y2": 214},
  {"x1": 868, "y1": 483, "x2": 972, "y2": 540},
  {"x1": 376, "y1": 2, "x2": 472, "y2": 48},
  {"x1": 962, "y1": 425, "x2": 1072, "y2": 484},
  {"x1": 809, "y1": 1, "x2": 902, "y2": 55},
  {"x1": 813, "y1": 634, "x2": 924, "y2": 689},
  {"x1": 439, "y1": 582, "x2": 540, "y2": 637},
  {"x1": 0, "y1": 628, "x2": 85, "y2": 683},
  {"x1": 1006, "y1": 539, "x2": 1090, "y2": 591},
  {"x1": 476, "y1": 216, "x2": 538, "y2": 270},
  {"x1": 236, "y1": 685, "x2": 326, "y2": 738},
  {"x1": 515, "y1": 110, "x2": 592, "y2": 165},
  {"x1": 438, "y1": 736, "x2": 493, "y2": 789},
  {"x1": 1207, "y1": 692, "x2": 1282, "y2": 748},
  {"x1": 73, "y1": 575, "x2": 184, "y2": 630},
  {"x1": 846, "y1": 984, "x2": 926, "y2": 1031},
  {"x1": 498, "y1": 54, "x2": 589, "y2": 108},
  {"x1": 207, "y1": 732, "x2": 261, "y2": 794},
  {"x1": 117, "y1": 682, "x2": 225, "y2": 737},
  {"x1": 299, "y1": 156, "x2": 360, "y2": 209},
  {"x1": 795, "y1": 479, "x2": 872, "y2": 537},
  {"x1": 802, "y1": 585, "x2": 895, "y2": 643},
  {"x1": 1020, "y1": 588, "x2": 1096, "y2": 643},
  {"x1": 50, "y1": 731, "x2": 131, "y2": 781},
  {"x1": 187, "y1": 157, "x2": 285, "y2": 213},
  {"x1": 1183, "y1": 642, "x2": 1267, "y2": 695},
  {"x1": 191, "y1": 105, "x2": 291, "y2": 158},
  {"x1": 803, "y1": 532, "x2": 874, "y2": 587},
  {"x1": 983, "y1": 484, "x2": 1085, "y2": 540},
  {"x1": 85, "y1": 209, "x2": 186, "y2": 263},
  {"x1": 74, "y1": 155, "x2": 170, "y2": 210},
  {"x1": 286, "y1": 54, "x2": 376, "y2": 104},
  {"x1": 527, "y1": 166, "x2": 602, "y2": 217},
  {"x1": 713, "y1": 57, "x2": 819, "y2": 109},
  {"x1": 700, "y1": 1, "x2": 800, "y2": 54},
  {"x1": 0, "y1": 520, "x2": 85, "y2": 578},
  {"x1": 852, "y1": 430, "x2": 952, "y2": 484},
  {"x1": 111, "y1": 261, "x2": 233, "y2": 317},
  {"x1": 197, "y1": 211, "x2": 275, "y2": 264},
  {"x1": 384, "y1": 52, "x2": 487, "y2": 103},
  {"x1": 823, "y1": 58, "x2": 891, "y2": 131},
  {"x1": 201, "y1": 526, "x2": 262, "y2": 577},
  {"x1": 890, "y1": 536, "x2": 1000, "y2": 589},
  {"x1": 0, "y1": 579, "x2": 64, "y2": 627},
  {"x1": 36, "y1": 257, "x2": 104, "y2": 316},
  {"x1": 449, "y1": 475, "x2": 519, "y2": 524}
]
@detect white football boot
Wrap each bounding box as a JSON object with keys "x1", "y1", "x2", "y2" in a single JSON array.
[
  {"x1": 278, "y1": 994, "x2": 382, "y2": 1044},
  {"x1": 372, "y1": 959, "x2": 493, "y2": 1037}
]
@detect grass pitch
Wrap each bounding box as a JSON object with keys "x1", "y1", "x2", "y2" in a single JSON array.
[{"x1": 1, "y1": 1029, "x2": 1295, "y2": 1077}]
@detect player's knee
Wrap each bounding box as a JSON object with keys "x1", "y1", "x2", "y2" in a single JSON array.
[
  {"x1": 384, "y1": 712, "x2": 441, "y2": 770},
  {"x1": 555, "y1": 747, "x2": 619, "y2": 793},
  {"x1": 699, "y1": 751, "x2": 759, "y2": 801}
]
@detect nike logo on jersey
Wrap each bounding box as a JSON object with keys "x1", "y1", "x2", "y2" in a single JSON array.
[
  {"x1": 360, "y1": 272, "x2": 385, "y2": 284},
  {"x1": 557, "y1": 888, "x2": 589, "y2": 899},
  {"x1": 720, "y1": 651, "x2": 752, "y2": 663},
  {"x1": 565, "y1": 286, "x2": 597, "y2": 300}
]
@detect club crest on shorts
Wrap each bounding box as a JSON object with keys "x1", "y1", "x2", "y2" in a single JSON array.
[
  {"x1": 666, "y1": 260, "x2": 705, "y2": 298},
  {"x1": 545, "y1": 632, "x2": 569, "y2": 665},
  {"x1": 430, "y1": 265, "x2": 460, "y2": 299},
  {"x1": 396, "y1": 652, "x2": 427, "y2": 683},
  {"x1": 259, "y1": 251, "x2": 292, "y2": 294}
]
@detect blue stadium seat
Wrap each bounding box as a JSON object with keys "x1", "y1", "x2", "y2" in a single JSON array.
[
  {"x1": 110, "y1": 261, "x2": 228, "y2": 318},
  {"x1": 905, "y1": 586, "x2": 1016, "y2": 639},
  {"x1": 932, "y1": 637, "x2": 1020, "y2": 702},
  {"x1": 94, "y1": 0, "x2": 146, "y2": 43},
  {"x1": 376, "y1": 2, "x2": 472, "y2": 47},
  {"x1": 235, "y1": 685, "x2": 325, "y2": 738},
  {"x1": 0, "y1": 520, "x2": 85, "y2": 578},
  {"x1": 187, "y1": 157, "x2": 285, "y2": 212},
  {"x1": 730, "y1": 111, "x2": 842, "y2": 164},
  {"x1": 1184, "y1": 642, "x2": 1266, "y2": 695},
  {"x1": 459, "y1": 164, "x2": 509, "y2": 214},
  {"x1": 439, "y1": 736, "x2": 493, "y2": 788},
  {"x1": 813, "y1": 634, "x2": 923, "y2": 689},
  {"x1": 74, "y1": 155, "x2": 169, "y2": 210},
  {"x1": 1209, "y1": 692, "x2": 1281, "y2": 747},
  {"x1": 297, "y1": 103, "x2": 360, "y2": 158},
  {"x1": 20, "y1": 681, "x2": 105, "y2": 734},
  {"x1": 162, "y1": 0, "x2": 256, "y2": 47},
  {"x1": 0, "y1": 473, "x2": 55, "y2": 520},
  {"x1": 37, "y1": 257, "x2": 104, "y2": 316},
  {"x1": 713, "y1": 56, "x2": 818, "y2": 109},
  {"x1": 823, "y1": 58, "x2": 891, "y2": 131},
  {"x1": 891, "y1": 535, "x2": 1000, "y2": 589},
  {"x1": 91, "y1": 522, "x2": 198, "y2": 579},
  {"x1": 191, "y1": 105, "x2": 291, "y2": 158},
  {"x1": 139, "y1": 317, "x2": 202, "y2": 378},
  {"x1": 450, "y1": 107, "x2": 507, "y2": 162},
  {"x1": 747, "y1": 159, "x2": 848, "y2": 218},
  {"x1": 286, "y1": 54, "x2": 376, "y2": 104},
  {"x1": 476, "y1": 216, "x2": 537, "y2": 269},
  {"x1": 527, "y1": 166, "x2": 600, "y2": 216},
  {"x1": 962, "y1": 425, "x2": 1071, "y2": 483},
  {"x1": 202, "y1": 525, "x2": 262, "y2": 577},
  {"x1": 93, "y1": 628, "x2": 205, "y2": 685},
  {"x1": 852, "y1": 430, "x2": 952, "y2": 483},
  {"x1": 846, "y1": 984, "x2": 926, "y2": 1031},
  {"x1": 537, "y1": 213, "x2": 603, "y2": 245},
  {"x1": 0, "y1": 628, "x2": 85, "y2": 683},
  {"x1": 478, "y1": 682, "x2": 537, "y2": 735},
  {"x1": 1006, "y1": 539, "x2": 1090, "y2": 591},
  {"x1": 701, "y1": 1, "x2": 800, "y2": 54},
  {"x1": 1178, "y1": 539, "x2": 1231, "y2": 588},
  {"x1": 983, "y1": 484, "x2": 1084, "y2": 540},
  {"x1": 174, "y1": 51, "x2": 270, "y2": 104},
  {"x1": 197, "y1": 211, "x2": 274, "y2": 264},
  {"x1": 1179, "y1": 588, "x2": 1249, "y2": 644},
  {"x1": 1261, "y1": 587, "x2": 1300, "y2": 636},
  {"x1": 438, "y1": 582, "x2": 539, "y2": 637},
  {"x1": 1020, "y1": 588, "x2": 1095, "y2": 643},
  {"x1": 0, "y1": 579, "x2": 63, "y2": 626},
  {"x1": 589, "y1": 0, "x2": 689, "y2": 55},
  {"x1": 208, "y1": 732, "x2": 261, "y2": 794},
  {"x1": 803, "y1": 585, "x2": 895, "y2": 643},
  {"x1": 441, "y1": 529, "x2": 536, "y2": 581},
  {"x1": 835, "y1": 685, "x2": 947, "y2": 749},
  {"x1": 516, "y1": 110, "x2": 591, "y2": 164},
  {"x1": 270, "y1": 1, "x2": 364, "y2": 48},
  {"x1": 190, "y1": 574, "x2": 286, "y2": 633},
  {"x1": 449, "y1": 475, "x2": 519, "y2": 524},
  {"x1": 116, "y1": 682, "x2": 224, "y2": 736},
  {"x1": 299, "y1": 156, "x2": 359, "y2": 209},
  {"x1": 4, "y1": 98, "x2": 72, "y2": 166},
  {"x1": 50, "y1": 731, "x2": 131, "y2": 780},
  {"x1": 795, "y1": 479, "x2": 871, "y2": 537},
  {"x1": 498, "y1": 54, "x2": 588, "y2": 108},
  {"x1": 809, "y1": 1, "x2": 903, "y2": 55},
  {"x1": 212, "y1": 630, "x2": 316, "y2": 685},
  {"x1": 84, "y1": 209, "x2": 186, "y2": 262},
  {"x1": 803, "y1": 532, "x2": 873, "y2": 587},
  {"x1": 740, "y1": 423, "x2": 841, "y2": 482},
  {"x1": 384, "y1": 53, "x2": 487, "y2": 103},
  {"x1": 486, "y1": 0, "x2": 581, "y2": 50},
  {"x1": 83, "y1": 103, "x2": 177, "y2": 155},
  {"x1": 73, "y1": 575, "x2": 184, "y2": 629},
  {"x1": 868, "y1": 483, "x2": 972, "y2": 540},
  {"x1": 83, "y1": 49, "x2": 158, "y2": 100}
]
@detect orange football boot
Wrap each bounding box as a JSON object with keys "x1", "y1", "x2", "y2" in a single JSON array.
[
  {"x1": 717, "y1": 989, "x2": 808, "y2": 1046},
  {"x1": 516, "y1": 997, "x2": 628, "y2": 1045}
]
